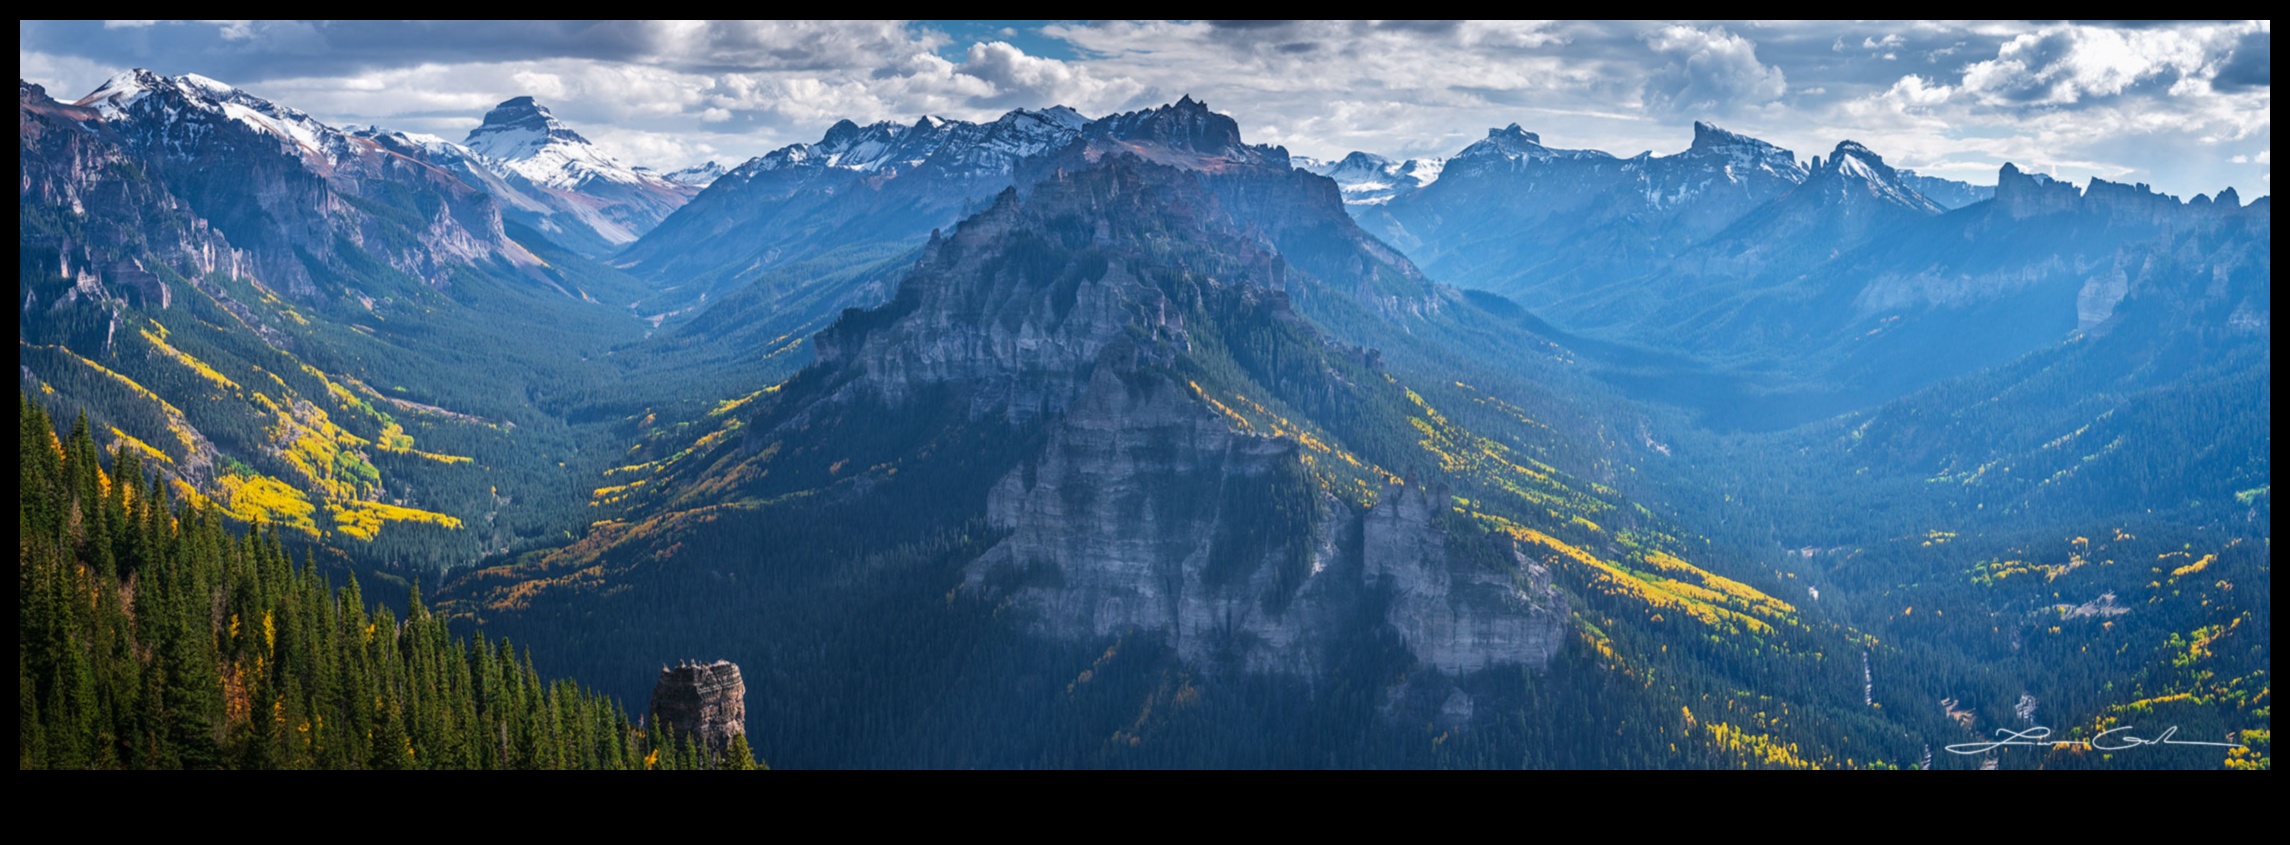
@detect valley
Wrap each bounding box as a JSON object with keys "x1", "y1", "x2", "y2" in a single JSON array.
[{"x1": 19, "y1": 45, "x2": 2268, "y2": 770}]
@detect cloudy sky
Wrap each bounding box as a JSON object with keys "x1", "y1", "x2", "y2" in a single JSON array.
[{"x1": 20, "y1": 20, "x2": 2271, "y2": 198}]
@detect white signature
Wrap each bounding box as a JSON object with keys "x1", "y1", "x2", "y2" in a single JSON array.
[{"x1": 1946, "y1": 725, "x2": 2247, "y2": 755}]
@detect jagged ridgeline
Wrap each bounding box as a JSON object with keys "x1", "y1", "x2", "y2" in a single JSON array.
[
  {"x1": 18, "y1": 398, "x2": 759, "y2": 770},
  {"x1": 17, "y1": 76, "x2": 732, "y2": 570},
  {"x1": 441, "y1": 155, "x2": 1906, "y2": 768}
]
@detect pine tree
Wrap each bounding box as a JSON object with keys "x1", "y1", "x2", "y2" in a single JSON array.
[
  {"x1": 725, "y1": 733, "x2": 762, "y2": 770},
  {"x1": 17, "y1": 396, "x2": 765, "y2": 771}
]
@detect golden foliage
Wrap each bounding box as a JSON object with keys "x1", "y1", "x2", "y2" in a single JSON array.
[
  {"x1": 140, "y1": 324, "x2": 240, "y2": 390},
  {"x1": 329, "y1": 500, "x2": 464, "y2": 541},
  {"x1": 709, "y1": 384, "x2": 781, "y2": 418},
  {"x1": 109, "y1": 426, "x2": 174, "y2": 466},
  {"x1": 1703, "y1": 721, "x2": 1816, "y2": 769},
  {"x1": 1186, "y1": 379, "x2": 1390, "y2": 506},
  {"x1": 1483, "y1": 513, "x2": 1792, "y2": 636},
  {"x1": 215, "y1": 474, "x2": 319, "y2": 535}
]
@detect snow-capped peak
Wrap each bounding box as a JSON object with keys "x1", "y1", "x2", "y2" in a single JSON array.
[
  {"x1": 389, "y1": 129, "x2": 452, "y2": 149},
  {"x1": 1809, "y1": 141, "x2": 1942, "y2": 213},
  {"x1": 1298, "y1": 150, "x2": 1447, "y2": 205},
  {"x1": 77, "y1": 69, "x2": 166, "y2": 120},
  {"x1": 739, "y1": 104, "x2": 1100, "y2": 180},
  {"x1": 659, "y1": 161, "x2": 727, "y2": 187},
  {"x1": 464, "y1": 96, "x2": 655, "y2": 191},
  {"x1": 1029, "y1": 105, "x2": 1090, "y2": 132},
  {"x1": 76, "y1": 69, "x2": 349, "y2": 164},
  {"x1": 1687, "y1": 121, "x2": 1760, "y2": 151},
  {"x1": 1323, "y1": 151, "x2": 1395, "y2": 180},
  {"x1": 177, "y1": 73, "x2": 236, "y2": 98},
  {"x1": 1682, "y1": 121, "x2": 1805, "y2": 180},
  {"x1": 1458, "y1": 123, "x2": 1612, "y2": 164},
  {"x1": 350, "y1": 125, "x2": 472, "y2": 163},
  {"x1": 1824, "y1": 141, "x2": 1896, "y2": 184}
]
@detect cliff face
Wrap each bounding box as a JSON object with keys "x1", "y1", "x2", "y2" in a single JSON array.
[
  {"x1": 967, "y1": 359, "x2": 1341, "y2": 674},
  {"x1": 22, "y1": 80, "x2": 252, "y2": 317},
  {"x1": 967, "y1": 364, "x2": 1564, "y2": 676},
  {"x1": 1360, "y1": 483, "x2": 1566, "y2": 674},
  {"x1": 791, "y1": 158, "x2": 1566, "y2": 678},
  {"x1": 1992, "y1": 162, "x2": 2081, "y2": 219},
  {"x1": 649, "y1": 660, "x2": 747, "y2": 752}
]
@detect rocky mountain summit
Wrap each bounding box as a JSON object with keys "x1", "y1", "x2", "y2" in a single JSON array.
[
  {"x1": 613, "y1": 97, "x2": 1302, "y2": 300},
  {"x1": 743, "y1": 156, "x2": 1564, "y2": 678},
  {"x1": 49, "y1": 70, "x2": 541, "y2": 297},
  {"x1": 346, "y1": 96, "x2": 706, "y2": 257}
]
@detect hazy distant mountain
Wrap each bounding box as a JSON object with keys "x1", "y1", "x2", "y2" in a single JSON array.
[
  {"x1": 1354, "y1": 122, "x2": 1809, "y2": 307},
  {"x1": 653, "y1": 161, "x2": 728, "y2": 187},
  {"x1": 612, "y1": 104, "x2": 1092, "y2": 312},
  {"x1": 1897, "y1": 168, "x2": 1992, "y2": 209},
  {"x1": 1602, "y1": 159, "x2": 2270, "y2": 431},
  {"x1": 1294, "y1": 151, "x2": 1446, "y2": 205}
]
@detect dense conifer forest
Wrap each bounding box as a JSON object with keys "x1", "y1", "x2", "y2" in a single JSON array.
[{"x1": 18, "y1": 397, "x2": 759, "y2": 770}]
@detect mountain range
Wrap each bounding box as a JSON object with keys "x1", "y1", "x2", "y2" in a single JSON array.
[{"x1": 19, "y1": 70, "x2": 2268, "y2": 770}]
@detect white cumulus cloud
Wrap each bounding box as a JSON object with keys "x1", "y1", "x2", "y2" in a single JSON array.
[{"x1": 1642, "y1": 25, "x2": 1787, "y2": 117}]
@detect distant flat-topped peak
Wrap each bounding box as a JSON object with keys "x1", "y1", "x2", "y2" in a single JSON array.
[
  {"x1": 1829, "y1": 139, "x2": 1880, "y2": 161},
  {"x1": 1085, "y1": 98, "x2": 1269, "y2": 168},
  {"x1": 1454, "y1": 123, "x2": 1616, "y2": 165},
  {"x1": 1689, "y1": 121, "x2": 1782, "y2": 153},
  {"x1": 466, "y1": 95, "x2": 590, "y2": 152},
  {"x1": 459, "y1": 95, "x2": 674, "y2": 192}
]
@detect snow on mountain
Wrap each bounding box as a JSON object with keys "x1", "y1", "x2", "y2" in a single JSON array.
[
  {"x1": 1400, "y1": 157, "x2": 1445, "y2": 186},
  {"x1": 731, "y1": 105, "x2": 1091, "y2": 184},
  {"x1": 740, "y1": 117, "x2": 943, "y2": 175},
  {"x1": 351, "y1": 125, "x2": 562, "y2": 217},
  {"x1": 1806, "y1": 141, "x2": 1944, "y2": 214},
  {"x1": 463, "y1": 96, "x2": 667, "y2": 192},
  {"x1": 934, "y1": 106, "x2": 1092, "y2": 174},
  {"x1": 654, "y1": 162, "x2": 727, "y2": 187},
  {"x1": 56, "y1": 69, "x2": 546, "y2": 292},
  {"x1": 77, "y1": 69, "x2": 358, "y2": 167},
  {"x1": 1617, "y1": 121, "x2": 1810, "y2": 212},
  {"x1": 627, "y1": 98, "x2": 1306, "y2": 301},
  {"x1": 1676, "y1": 121, "x2": 1803, "y2": 179},
  {"x1": 1455, "y1": 123, "x2": 1618, "y2": 165},
  {"x1": 1297, "y1": 151, "x2": 1447, "y2": 206}
]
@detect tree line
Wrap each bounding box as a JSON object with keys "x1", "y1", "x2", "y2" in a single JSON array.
[{"x1": 19, "y1": 395, "x2": 760, "y2": 770}]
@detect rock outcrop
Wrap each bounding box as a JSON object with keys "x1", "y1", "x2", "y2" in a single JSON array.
[
  {"x1": 649, "y1": 660, "x2": 747, "y2": 752},
  {"x1": 746, "y1": 153, "x2": 1567, "y2": 682},
  {"x1": 1993, "y1": 162, "x2": 2082, "y2": 219},
  {"x1": 973, "y1": 418, "x2": 1566, "y2": 676}
]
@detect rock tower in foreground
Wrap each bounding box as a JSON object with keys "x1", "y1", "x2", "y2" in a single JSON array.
[{"x1": 649, "y1": 660, "x2": 746, "y2": 752}]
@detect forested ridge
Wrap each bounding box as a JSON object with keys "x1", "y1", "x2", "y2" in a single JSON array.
[{"x1": 18, "y1": 396, "x2": 759, "y2": 770}]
